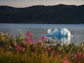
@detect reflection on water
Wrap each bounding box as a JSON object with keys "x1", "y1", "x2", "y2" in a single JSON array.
[
  {"x1": 60, "y1": 36, "x2": 71, "y2": 45},
  {"x1": 47, "y1": 36, "x2": 71, "y2": 45}
]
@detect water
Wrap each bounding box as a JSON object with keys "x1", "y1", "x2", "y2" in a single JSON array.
[{"x1": 0, "y1": 23, "x2": 84, "y2": 44}]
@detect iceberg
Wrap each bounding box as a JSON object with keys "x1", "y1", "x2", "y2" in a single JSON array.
[
  {"x1": 60, "y1": 28, "x2": 71, "y2": 37},
  {"x1": 47, "y1": 28, "x2": 71, "y2": 37},
  {"x1": 46, "y1": 28, "x2": 72, "y2": 44}
]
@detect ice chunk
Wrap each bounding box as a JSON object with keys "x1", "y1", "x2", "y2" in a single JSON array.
[
  {"x1": 60, "y1": 28, "x2": 71, "y2": 37},
  {"x1": 47, "y1": 28, "x2": 71, "y2": 37},
  {"x1": 47, "y1": 28, "x2": 51, "y2": 34},
  {"x1": 46, "y1": 28, "x2": 72, "y2": 45}
]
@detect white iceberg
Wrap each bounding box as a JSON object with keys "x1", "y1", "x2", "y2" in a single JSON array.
[
  {"x1": 60, "y1": 28, "x2": 71, "y2": 37},
  {"x1": 46, "y1": 28, "x2": 72, "y2": 45},
  {"x1": 47, "y1": 28, "x2": 71, "y2": 37}
]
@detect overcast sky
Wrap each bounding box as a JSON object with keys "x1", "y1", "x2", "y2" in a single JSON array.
[{"x1": 0, "y1": 0, "x2": 84, "y2": 7}]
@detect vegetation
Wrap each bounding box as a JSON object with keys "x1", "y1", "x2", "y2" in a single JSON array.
[{"x1": 0, "y1": 32, "x2": 84, "y2": 63}]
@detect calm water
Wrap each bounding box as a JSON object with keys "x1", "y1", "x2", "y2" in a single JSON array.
[{"x1": 0, "y1": 24, "x2": 84, "y2": 44}]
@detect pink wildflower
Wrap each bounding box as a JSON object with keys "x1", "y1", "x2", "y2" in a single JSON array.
[
  {"x1": 27, "y1": 32, "x2": 32, "y2": 37},
  {"x1": 42, "y1": 36, "x2": 47, "y2": 39},
  {"x1": 21, "y1": 47, "x2": 25, "y2": 52},
  {"x1": 32, "y1": 38, "x2": 40, "y2": 43},
  {"x1": 47, "y1": 47, "x2": 51, "y2": 51},
  {"x1": 77, "y1": 52, "x2": 82, "y2": 58},
  {"x1": 37, "y1": 39, "x2": 40, "y2": 43},
  {"x1": 15, "y1": 44, "x2": 21, "y2": 49},
  {"x1": 62, "y1": 59, "x2": 68, "y2": 63},
  {"x1": 63, "y1": 61, "x2": 68, "y2": 63},
  {"x1": 25, "y1": 38, "x2": 31, "y2": 43},
  {"x1": 30, "y1": 32, "x2": 32, "y2": 36},
  {"x1": 83, "y1": 54, "x2": 84, "y2": 57}
]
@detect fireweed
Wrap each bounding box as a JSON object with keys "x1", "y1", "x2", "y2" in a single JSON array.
[{"x1": 0, "y1": 32, "x2": 84, "y2": 63}]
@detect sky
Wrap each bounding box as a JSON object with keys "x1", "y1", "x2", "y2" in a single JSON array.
[{"x1": 0, "y1": 0, "x2": 84, "y2": 7}]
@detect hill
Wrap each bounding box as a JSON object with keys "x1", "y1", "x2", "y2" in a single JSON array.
[{"x1": 0, "y1": 4, "x2": 84, "y2": 24}]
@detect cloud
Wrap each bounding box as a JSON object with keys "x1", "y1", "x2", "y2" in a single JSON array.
[{"x1": 0, "y1": 0, "x2": 84, "y2": 7}]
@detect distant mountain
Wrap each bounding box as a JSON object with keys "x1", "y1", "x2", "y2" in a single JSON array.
[{"x1": 0, "y1": 4, "x2": 84, "y2": 24}]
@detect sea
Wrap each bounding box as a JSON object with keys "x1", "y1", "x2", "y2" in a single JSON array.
[{"x1": 0, "y1": 24, "x2": 84, "y2": 45}]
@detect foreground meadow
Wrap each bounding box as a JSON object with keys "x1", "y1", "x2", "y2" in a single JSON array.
[{"x1": 0, "y1": 32, "x2": 84, "y2": 63}]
